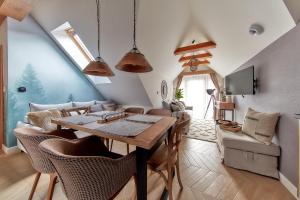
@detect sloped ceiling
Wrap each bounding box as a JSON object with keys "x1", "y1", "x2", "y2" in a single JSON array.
[
  {"x1": 30, "y1": 0, "x2": 296, "y2": 107},
  {"x1": 185, "y1": 0, "x2": 295, "y2": 76},
  {"x1": 30, "y1": 0, "x2": 153, "y2": 107}
]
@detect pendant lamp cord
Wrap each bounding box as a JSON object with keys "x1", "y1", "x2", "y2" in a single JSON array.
[
  {"x1": 96, "y1": 0, "x2": 101, "y2": 58},
  {"x1": 133, "y1": 0, "x2": 137, "y2": 49}
]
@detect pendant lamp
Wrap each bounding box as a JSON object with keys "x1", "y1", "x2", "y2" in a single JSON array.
[
  {"x1": 83, "y1": 0, "x2": 114, "y2": 76},
  {"x1": 116, "y1": 0, "x2": 153, "y2": 73}
]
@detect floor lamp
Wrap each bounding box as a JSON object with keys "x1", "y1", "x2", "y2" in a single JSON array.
[{"x1": 204, "y1": 89, "x2": 216, "y2": 119}]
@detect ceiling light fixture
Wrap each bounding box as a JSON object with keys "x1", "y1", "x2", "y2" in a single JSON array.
[
  {"x1": 189, "y1": 40, "x2": 198, "y2": 71},
  {"x1": 83, "y1": 0, "x2": 114, "y2": 76},
  {"x1": 116, "y1": 0, "x2": 153, "y2": 73}
]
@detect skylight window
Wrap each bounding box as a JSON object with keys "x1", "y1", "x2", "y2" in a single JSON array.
[{"x1": 51, "y1": 22, "x2": 111, "y2": 84}]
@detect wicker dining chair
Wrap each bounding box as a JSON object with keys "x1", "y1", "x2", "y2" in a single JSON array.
[
  {"x1": 147, "y1": 113, "x2": 190, "y2": 200},
  {"x1": 39, "y1": 136, "x2": 137, "y2": 200},
  {"x1": 61, "y1": 106, "x2": 90, "y2": 117},
  {"x1": 61, "y1": 106, "x2": 111, "y2": 147},
  {"x1": 109, "y1": 107, "x2": 145, "y2": 154},
  {"x1": 14, "y1": 127, "x2": 79, "y2": 200},
  {"x1": 146, "y1": 108, "x2": 172, "y2": 117},
  {"x1": 124, "y1": 107, "x2": 144, "y2": 114}
]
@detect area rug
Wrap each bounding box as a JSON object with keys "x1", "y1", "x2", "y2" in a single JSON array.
[{"x1": 185, "y1": 118, "x2": 216, "y2": 142}]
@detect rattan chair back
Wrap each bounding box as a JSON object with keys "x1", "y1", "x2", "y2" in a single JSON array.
[
  {"x1": 124, "y1": 107, "x2": 144, "y2": 114},
  {"x1": 39, "y1": 138, "x2": 136, "y2": 200},
  {"x1": 14, "y1": 128, "x2": 60, "y2": 174},
  {"x1": 146, "y1": 108, "x2": 172, "y2": 117}
]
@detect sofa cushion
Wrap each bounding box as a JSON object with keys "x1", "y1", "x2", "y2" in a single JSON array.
[
  {"x1": 27, "y1": 109, "x2": 62, "y2": 131},
  {"x1": 90, "y1": 104, "x2": 103, "y2": 112},
  {"x1": 72, "y1": 101, "x2": 95, "y2": 107},
  {"x1": 218, "y1": 127, "x2": 280, "y2": 156},
  {"x1": 29, "y1": 102, "x2": 73, "y2": 112},
  {"x1": 162, "y1": 101, "x2": 171, "y2": 110},
  {"x1": 95, "y1": 100, "x2": 113, "y2": 105},
  {"x1": 102, "y1": 103, "x2": 117, "y2": 111},
  {"x1": 242, "y1": 108, "x2": 280, "y2": 145}
]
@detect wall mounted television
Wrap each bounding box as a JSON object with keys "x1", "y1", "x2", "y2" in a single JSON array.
[{"x1": 225, "y1": 66, "x2": 255, "y2": 95}]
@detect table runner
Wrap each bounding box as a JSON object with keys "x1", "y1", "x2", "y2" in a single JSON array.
[{"x1": 94, "y1": 120, "x2": 152, "y2": 137}]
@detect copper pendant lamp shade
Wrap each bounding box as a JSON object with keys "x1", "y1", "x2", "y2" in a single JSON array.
[
  {"x1": 116, "y1": 0, "x2": 153, "y2": 73},
  {"x1": 83, "y1": 56, "x2": 114, "y2": 76},
  {"x1": 116, "y1": 48, "x2": 153, "y2": 73},
  {"x1": 83, "y1": 0, "x2": 114, "y2": 76}
]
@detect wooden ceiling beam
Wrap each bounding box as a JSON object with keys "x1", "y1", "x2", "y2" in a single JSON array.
[
  {"x1": 182, "y1": 60, "x2": 210, "y2": 67},
  {"x1": 0, "y1": 0, "x2": 32, "y2": 21},
  {"x1": 180, "y1": 69, "x2": 215, "y2": 76},
  {"x1": 179, "y1": 52, "x2": 212, "y2": 63},
  {"x1": 174, "y1": 41, "x2": 216, "y2": 55}
]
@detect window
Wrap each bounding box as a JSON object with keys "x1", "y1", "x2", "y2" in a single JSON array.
[
  {"x1": 51, "y1": 22, "x2": 111, "y2": 84},
  {"x1": 180, "y1": 74, "x2": 215, "y2": 119}
]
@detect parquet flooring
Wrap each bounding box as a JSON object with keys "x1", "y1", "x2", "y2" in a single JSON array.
[{"x1": 0, "y1": 138, "x2": 295, "y2": 200}]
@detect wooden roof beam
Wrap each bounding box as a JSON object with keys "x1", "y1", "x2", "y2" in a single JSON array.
[
  {"x1": 180, "y1": 69, "x2": 215, "y2": 76},
  {"x1": 179, "y1": 52, "x2": 212, "y2": 63},
  {"x1": 182, "y1": 60, "x2": 210, "y2": 67},
  {"x1": 174, "y1": 41, "x2": 216, "y2": 55}
]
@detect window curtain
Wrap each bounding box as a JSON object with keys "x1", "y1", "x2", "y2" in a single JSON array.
[
  {"x1": 209, "y1": 72, "x2": 220, "y2": 100},
  {"x1": 175, "y1": 75, "x2": 183, "y2": 92}
]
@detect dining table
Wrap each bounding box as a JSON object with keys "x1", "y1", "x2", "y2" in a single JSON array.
[{"x1": 51, "y1": 113, "x2": 177, "y2": 200}]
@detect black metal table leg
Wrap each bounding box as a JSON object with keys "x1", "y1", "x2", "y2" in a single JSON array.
[{"x1": 136, "y1": 147, "x2": 149, "y2": 200}]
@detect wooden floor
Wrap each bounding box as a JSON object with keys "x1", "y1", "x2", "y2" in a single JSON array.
[{"x1": 0, "y1": 138, "x2": 295, "y2": 200}]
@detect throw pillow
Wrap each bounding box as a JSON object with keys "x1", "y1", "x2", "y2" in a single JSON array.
[
  {"x1": 102, "y1": 103, "x2": 117, "y2": 111},
  {"x1": 90, "y1": 104, "x2": 103, "y2": 112},
  {"x1": 27, "y1": 109, "x2": 62, "y2": 131},
  {"x1": 242, "y1": 108, "x2": 280, "y2": 145},
  {"x1": 170, "y1": 102, "x2": 180, "y2": 112},
  {"x1": 176, "y1": 101, "x2": 186, "y2": 111},
  {"x1": 72, "y1": 101, "x2": 95, "y2": 107},
  {"x1": 29, "y1": 102, "x2": 73, "y2": 112}
]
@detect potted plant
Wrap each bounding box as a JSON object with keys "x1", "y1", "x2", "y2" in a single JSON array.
[{"x1": 175, "y1": 88, "x2": 184, "y2": 100}]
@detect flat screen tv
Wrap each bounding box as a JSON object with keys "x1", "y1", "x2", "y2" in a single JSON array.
[{"x1": 225, "y1": 66, "x2": 255, "y2": 95}]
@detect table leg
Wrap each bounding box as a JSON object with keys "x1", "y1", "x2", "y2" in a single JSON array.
[{"x1": 136, "y1": 147, "x2": 149, "y2": 200}]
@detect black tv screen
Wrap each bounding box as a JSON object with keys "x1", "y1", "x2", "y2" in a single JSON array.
[{"x1": 225, "y1": 66, "x2": 255, "y2": 95}]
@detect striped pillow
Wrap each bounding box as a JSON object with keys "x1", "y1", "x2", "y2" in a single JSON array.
[{"x1": 242, "y1": 108, "x2": 280, "y2": 145}]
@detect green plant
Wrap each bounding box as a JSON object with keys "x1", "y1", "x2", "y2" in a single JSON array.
[{"x1": 175, "y1": 88, "x2": 184, "y2": 100}]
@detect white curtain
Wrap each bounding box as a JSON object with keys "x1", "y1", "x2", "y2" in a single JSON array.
[{"x1": 180, "y1": 74, "x2": 215, "y2": 119}]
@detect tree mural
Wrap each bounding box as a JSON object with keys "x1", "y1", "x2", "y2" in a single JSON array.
[
  {"x1": 6, "y1": 64, "x2": 48, "y2": 146},
  {"x1": 16, "y1": 64, "x2": 47, "y2": 104},
  {"x1": 67, "y1": 94, "x2": 74, "y2": 102}
]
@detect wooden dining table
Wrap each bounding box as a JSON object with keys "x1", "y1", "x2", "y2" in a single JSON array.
[{"x1": 51, "y1": 114, "x2": 177, "y2": 200}]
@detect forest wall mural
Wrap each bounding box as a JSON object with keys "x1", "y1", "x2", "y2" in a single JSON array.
[{"x1": 6, "y1": 17, "x2": 104, "y2": 147}]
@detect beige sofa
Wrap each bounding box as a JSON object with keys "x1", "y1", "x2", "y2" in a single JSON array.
[{"x1": 216, "y1": 126, "x2": 280, "y2": 179}]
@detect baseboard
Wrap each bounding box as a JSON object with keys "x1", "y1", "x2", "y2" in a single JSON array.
[
  {"x1": 2, "y1": 144, "x2": 21, "y2": 155},
  {"x1": 279, "y1": 172, "x2": 299, "y2": 199}
]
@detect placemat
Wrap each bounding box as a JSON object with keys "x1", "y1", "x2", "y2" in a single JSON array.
[
  {"x1": 125, "y1": 114, "x2": 162, "y2": 124},
  {"x1": 60, "y1": 115, "x2": 98, "y2": 125},
  {"x1": 95, "y1": 120, "x2": 151, "y2": 136}
]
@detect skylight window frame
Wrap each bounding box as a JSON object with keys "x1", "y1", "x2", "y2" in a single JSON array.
[
  {"x1": 51, "y1": 22, "x2": 111, "y2": 84},
  {"x1": 65, "y1": 27, "x2": 94, "y2": 62}
]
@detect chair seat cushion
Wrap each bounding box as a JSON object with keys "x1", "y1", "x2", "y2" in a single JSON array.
[{"x1": 219, "y1": 128, "x2": 280, "y2": 156}]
